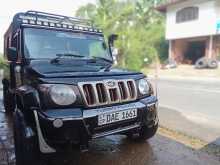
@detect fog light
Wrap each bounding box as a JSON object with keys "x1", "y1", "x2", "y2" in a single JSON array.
[
  {"x1": 147, "y1": 103, "x2": 156, "y2": 111},
  {"x1": 53, "y1": 119, "x2": 63, "y2": 128}
]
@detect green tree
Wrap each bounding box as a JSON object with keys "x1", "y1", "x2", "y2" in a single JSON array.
[
  {"x1": 76, "y1": 0, "x2": 168, "y2": 71},
  {"x1": 0, "y1": 53, "x2": 7, "y2": 69}
]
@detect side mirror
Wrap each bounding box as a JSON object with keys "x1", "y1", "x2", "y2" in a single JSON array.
[
  {"x1": 108, "y1": 34, "x2": 118, "y2": 47},
  {"x1": 7, "y1": 47, "x2": 17, "y2": 62}
]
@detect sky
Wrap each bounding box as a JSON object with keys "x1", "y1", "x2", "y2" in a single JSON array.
[{"x1": 0, "y1": 0, "x2": 96, "y2": 53}]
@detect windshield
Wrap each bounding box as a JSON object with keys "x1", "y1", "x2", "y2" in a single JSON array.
[{"x1": 23, "y1": 28, "x2": 112, "y2": 61}]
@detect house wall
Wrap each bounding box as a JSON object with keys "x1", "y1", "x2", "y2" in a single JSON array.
[
  {"x1": 166, "y1": 0, "x2": 219, "y2": 40},
  {"x1": 171, "y1": 39, "x2": 188, "y2": 63},
  {"x1": 171, "y1": 35, "x2": 220, "y2": 64},
  {"x1": 215, "y1": 0, "x2": 220, "y2": 20}
]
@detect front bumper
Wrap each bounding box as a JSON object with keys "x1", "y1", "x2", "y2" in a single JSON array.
[{"x1": 35, "y1": 96, "x2": 158, "y2": 153}]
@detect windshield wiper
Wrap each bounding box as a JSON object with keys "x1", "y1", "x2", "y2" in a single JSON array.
[
  {"x1": 89, "y1": 56, "x2": 113, "y2": 71},
  {"x1": 51, "y1": 53, "x2": 85, "y2": 64},
  {"x1": 91, "y1": 56, "x2": 113, "y2": 63}
]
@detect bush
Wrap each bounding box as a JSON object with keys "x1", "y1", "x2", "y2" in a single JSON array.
[{"x1": 0, "y1": 55, "x2": 7, "y2": 69}]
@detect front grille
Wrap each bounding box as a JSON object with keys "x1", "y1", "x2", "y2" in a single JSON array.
[{"x1": 78, "y1": 79, "x2": 137, "y2": 107}]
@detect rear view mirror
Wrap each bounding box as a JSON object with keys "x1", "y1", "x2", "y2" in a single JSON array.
[
  {"x1": 108, "y1": 34, "x2": 118, "y2": 47},
  {"x1": 7, "y1": 47, "x2": 17, "y2": 62}
]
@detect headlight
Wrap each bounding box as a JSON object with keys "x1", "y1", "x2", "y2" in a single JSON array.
[
  {"x1": 49, "y1": 85, "x2": 76, "y2": 106},
  {"x1": 138, "y1": 79, "x2": 150, "y2": 95}
]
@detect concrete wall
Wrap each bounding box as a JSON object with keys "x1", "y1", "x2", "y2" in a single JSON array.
[
  {"x1": 166, "y1": 0, "x2": 219, "y2": 40},
  {"x1": 171, "y1": 39, "x2": 188, "y2": 63},
  {"x1": 215, "y1": 0, "x2": 220, "y2": 20},
  {"x1": 213, "y1": 36, "x2": 220, "y2": 58}
]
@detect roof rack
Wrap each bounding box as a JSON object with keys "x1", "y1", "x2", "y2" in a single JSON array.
[
  {"x1": 24, "y1": 10, "x2": 94, "y2": 27},
  {"x1": 12, "y1": 10, "x2": 102, "y2": 34}
]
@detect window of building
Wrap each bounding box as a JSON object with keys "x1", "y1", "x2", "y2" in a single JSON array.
[{"x1": 176, "y1": 7, "x2": 199, "y2": 23}]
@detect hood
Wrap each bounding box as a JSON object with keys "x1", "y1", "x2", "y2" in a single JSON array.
[{"x1": 25, "y1": 59, "x2": 143, "y2": 79}]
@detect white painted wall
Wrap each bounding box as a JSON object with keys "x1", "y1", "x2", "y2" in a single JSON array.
[
  {"x1": 165, "y1": 0, "x2": 220, "y2": 40},
  {"x1": 215, "y1": 0, "x2": 220, "y2": 21}
]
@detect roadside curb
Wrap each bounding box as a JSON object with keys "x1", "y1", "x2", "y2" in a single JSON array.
[
  {"x1": 158, "y1": 125, "x2": 220, "y2": 158},
  {"x1": 158, "y1": 106, "x2": 220, "y2": 146}
]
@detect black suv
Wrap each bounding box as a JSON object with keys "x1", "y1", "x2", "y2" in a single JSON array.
[{"x1": 3, "y1": 11, "x2": 158, "y2": 165}]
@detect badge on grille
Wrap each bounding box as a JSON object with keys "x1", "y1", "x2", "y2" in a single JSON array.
[{"x1": 106, "y1": 80, "x2": 116, "y2": 88}]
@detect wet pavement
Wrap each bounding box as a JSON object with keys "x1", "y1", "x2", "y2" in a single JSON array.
[
  {"x1": 156, "y1": 78, "x2": 220, "y2": 145},
  {"x1": 0, "y1": 109, "x2": 220, "y2": 165},
  {"x1": 0, "y1": 111, "x2": 14, "y2": 165}
]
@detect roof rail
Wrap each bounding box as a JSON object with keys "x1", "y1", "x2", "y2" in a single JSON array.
[{"x1": 25, "y1": 10, "x2": 94, "y2": 27}]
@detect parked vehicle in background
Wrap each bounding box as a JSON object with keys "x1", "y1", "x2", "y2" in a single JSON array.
[{"x1": 2, "y1": 11, "x2": 158, "y2": 165}]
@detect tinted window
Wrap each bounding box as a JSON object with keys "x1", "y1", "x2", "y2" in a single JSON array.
[
  {"x1": 176, "y1": 7, "x2": 199, "y2": 23},
  {"x1": 23, "y1": 28, "x2": 111, "y2": 60}
]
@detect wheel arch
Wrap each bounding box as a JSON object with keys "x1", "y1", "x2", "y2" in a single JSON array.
[{"x1": 16, "y1": 85, "x2": 41, "y2": 111}]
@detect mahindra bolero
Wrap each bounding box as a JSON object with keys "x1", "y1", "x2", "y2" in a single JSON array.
[{"x1": 2, "y1": 11, "x2": 158, "y2": 165}]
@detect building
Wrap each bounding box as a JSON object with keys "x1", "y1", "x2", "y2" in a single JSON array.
[{"x1": 157, "y1": 0, "x2": 220, "y2": 64}]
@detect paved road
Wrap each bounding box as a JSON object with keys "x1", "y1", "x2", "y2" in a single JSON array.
[
  {"x1": 0, "y1": 94, "x2": 220, "y2": 165},
  {"x1": 0, "y1": 112, "x2": 220, "y2": 165},
  {"x1": 153, "y1": 77, "x2": 220, "y2": 144}
]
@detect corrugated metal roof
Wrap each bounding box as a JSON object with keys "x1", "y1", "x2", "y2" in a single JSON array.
[{"x1": 156, "y1": 0, "x2": 188, "y2": 12}]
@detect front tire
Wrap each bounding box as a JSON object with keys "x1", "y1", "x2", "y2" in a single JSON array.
[
  {"x1": 13, "y1": 112, "x2": 38, "y2": 165},
  {"x1": 3, "y1": 87, "x2": 15, "y2": 114}
]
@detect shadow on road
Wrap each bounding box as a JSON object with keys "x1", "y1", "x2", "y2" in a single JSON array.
[{"x1": 0, "y1": 110, "x2": 220, "y2": 165}]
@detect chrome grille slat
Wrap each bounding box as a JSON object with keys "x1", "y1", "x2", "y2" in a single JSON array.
[
  {"x1": 83, "y1": 84, "x2": 92, "y2": 105},
  {"x1": 96, "y1": 83, "x2": 108, "y2": 104},
  {"x1": 118, "y1": 82, "x2": 125, "y2": 99},
  {"x1": 124, "y1": 81, "x2": 131, "y2": 99},
  {"x1": 96, "y1": 84, "x2": 104, "y2": 103},
  {"x1": 118, "y1": 81, "x2": 130, "y2": 101},
  {"x1": 78, "y1": 79, "x2": 137, "y2": 107},
  {"x1": 127, "y1": 81, "x2": 136, "y2": 99},
  {"x1": 92, "y1": 84, "x2": 99, "y2": 105}
]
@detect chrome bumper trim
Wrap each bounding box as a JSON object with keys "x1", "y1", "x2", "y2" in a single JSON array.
[
  {"x1": 33, "y1": 111, "x2": 56, "y2": 153},
  {"x1": 92, "y1": 123, "x2": 140, "y2": 139},
  {"x1": 39, "y1": 112, "x2": 83, "y2": 121},
  {"x1": 40, "y1": 97, "x2": 157, "y2": 121}
]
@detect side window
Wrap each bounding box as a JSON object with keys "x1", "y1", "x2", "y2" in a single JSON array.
[
  {"x1": 11, "y1": 32, "x2": 21, "y2": 62},
  {"x1": 11, "y1": 35, "x2": 18, "y2": 48},
  {"x1": 176, "y1": 7, "x2": 199, "y2": 23}
]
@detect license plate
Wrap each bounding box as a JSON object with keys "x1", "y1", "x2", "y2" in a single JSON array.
[{"x1": 98, "y1": 109, "x2": 137, "y2": 126}]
